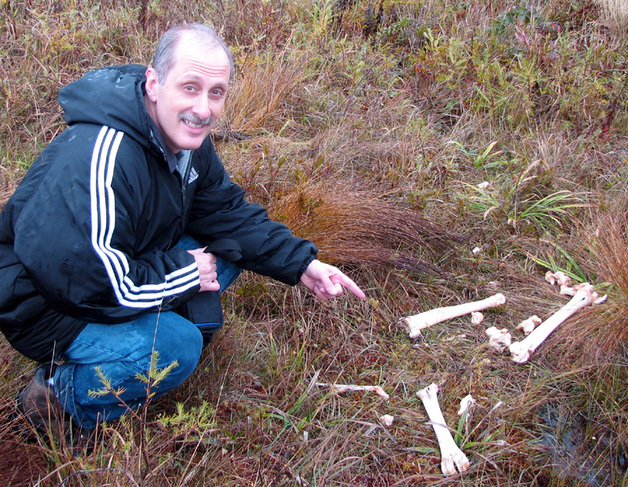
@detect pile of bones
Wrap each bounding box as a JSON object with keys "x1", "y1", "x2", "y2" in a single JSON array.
[{"x1": 315, "y1": 271, "x2": 607, "y2": 476}]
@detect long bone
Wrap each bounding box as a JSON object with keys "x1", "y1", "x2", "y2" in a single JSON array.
[
  {"x1": 417, "y1": 383, "x2": 470, "y2": 475},
  {"x1": 509, "y1": 283, "x2": 603, "y2": 364},
  {"x1": 402, "y1": 294, "x2": 506, "y2": 338}
]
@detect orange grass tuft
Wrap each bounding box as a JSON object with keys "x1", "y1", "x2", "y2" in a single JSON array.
[
  {"x1": 553, "y1": 199, "x2": 628, "y2": 365},
  {"x1": 267, "y1": 180, "x2": 463, "y2": 273}
]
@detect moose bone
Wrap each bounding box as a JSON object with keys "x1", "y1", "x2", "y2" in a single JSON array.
[
  {"x1": 545, "y1": 270, "x2": 571, "y2": 287},
  {"x1": 545, "y1": 271, "x2": 575, "y2": 295},
  {"x1": 509, "y1": 283, "x2": 604, "y2": 363},
  {"x1": 457, "y1": 394, "x2": 476, "y2": 417},
  {"x1": 471, "y1": 312, "x2": 484, "y2": 324},
  {"x1": 380, "y1": 414, "x2": 395, "y2": 427},
  {"x1": 485, "y1": 326, "x2": 512, "y2": 353},
  {"x1": 315, "y1": 382, "x2": 390, "y2": 400},
  {"x1": 402, "y1": 293, "x2": 506, "y2": 338},
  {"x1": 417, "y1": 383, "x2": 470, "y2": 475},
  {"x1": 516, "y1": 315, "x2": 542, "y2": 335}
]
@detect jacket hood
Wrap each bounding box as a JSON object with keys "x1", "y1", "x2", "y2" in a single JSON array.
[{"x1": 58, "y1": 64, "x2": 153, "y2": 149}]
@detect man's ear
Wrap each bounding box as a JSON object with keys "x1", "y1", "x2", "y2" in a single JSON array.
[{"x1": 144, "y1": 67, "x2": 159, "y2": 102}]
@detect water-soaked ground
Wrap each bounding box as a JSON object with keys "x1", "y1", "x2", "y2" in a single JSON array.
[{"x1": 539, "y1": 403, "x2": 627, "y2": 486}]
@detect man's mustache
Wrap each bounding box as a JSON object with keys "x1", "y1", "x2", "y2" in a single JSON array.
[{"x1": 180, "y1": 113, "x2": 212, "y2": 127}]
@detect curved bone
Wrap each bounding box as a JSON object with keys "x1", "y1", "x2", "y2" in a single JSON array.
[
  {"x1": 485, "y1": 326, "x2": 512, "y2": 353},
  {"x1": 509, "y1": 283, "x2": 599, "y2": 364},
  {"x1": 417, "y1": 383, "x2": 470, "y2": 475},
  {"x1": 402, "y1": 294, "x2": 506, "y2": 338},
  {"x1": 315, "y1": 382, "x2": 389, "y2": 400}
]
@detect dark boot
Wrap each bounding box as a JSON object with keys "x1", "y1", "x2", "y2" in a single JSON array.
[{"x1": 16, "y1": 365, "x2": 94, "y2": 453}]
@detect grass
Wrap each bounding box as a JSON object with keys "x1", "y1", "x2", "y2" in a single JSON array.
[{"x1": 1, "y1": 0, "x2": 628, "y2": 485}]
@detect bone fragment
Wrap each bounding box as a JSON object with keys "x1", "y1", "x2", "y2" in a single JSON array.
[
  {"x1": 509, "y1": 283, "x2": 602, "y2": 364},
  {"x1": 458, "y1": 394, "x2": 476, "y2": 417},
  {"x1": 402, "y1": 293, "x2": 506, "y2": 338},
  {"x1": 417, "y1": 383, "x2": 470, "y2": 475},
  {"x1": 559, "y1": 285, "x2": 575, "y2": 296},
  {"x1": 543, "y1": 271, "x2": 576, "y2": 295},
  {"x1": 545, "y1": 271, "x2": 571, "y2": 287},
  {"x1": 485, "y1": 326, "x2": 512, "y2": 353},
  {"x1": 516, "y1": 315, "x2": 541, "y2": 335},
  {"x1": 380, "y1": 414, "x2": 394, "y2": 427},
  {"x1": 471, "y1": 312, "x2": 484, "y2": 324},
  {"x1": 315, "y1": 382, "x2": 389, "y2": 400}
]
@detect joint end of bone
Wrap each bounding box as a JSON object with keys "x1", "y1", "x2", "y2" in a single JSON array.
[{"x1": 509, "y1": 342, "x2": 531, "y2": 363}]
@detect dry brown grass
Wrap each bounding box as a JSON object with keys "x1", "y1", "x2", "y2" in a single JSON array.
[
  {"x1": 551, "y1": 194, "x2": 628, "y2": 366},
  {"x1": 267, "y1": 180, "x2": 462, "y2": 272},
  {"x1": 595, "y1": 0, "x2": 628, "y2": 30},
  {"x1": 222, "y1": 49, "x2": 312, "y2": 135}
]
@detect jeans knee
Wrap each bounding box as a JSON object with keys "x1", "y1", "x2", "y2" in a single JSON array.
[{"x1": 153, "y1": 318, "x2": 203, "y2": 387}]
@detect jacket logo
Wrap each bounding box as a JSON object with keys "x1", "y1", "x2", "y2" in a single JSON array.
[{"x1": 187, "y1": 167, "x2": 199, "y2": 184}]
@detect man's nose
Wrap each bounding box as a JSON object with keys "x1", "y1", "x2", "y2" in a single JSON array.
[{"x1": 192, "y1": 95, "x2": 211, "y2": 119}]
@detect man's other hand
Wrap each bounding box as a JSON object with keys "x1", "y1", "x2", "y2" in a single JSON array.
[{"x1": 188, "y1": 248, "x2": 220, "y2": 292}]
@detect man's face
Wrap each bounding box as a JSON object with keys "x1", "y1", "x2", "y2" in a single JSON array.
[{"x1": 145, "y1": 35, "x2": 230, "y2": 154}]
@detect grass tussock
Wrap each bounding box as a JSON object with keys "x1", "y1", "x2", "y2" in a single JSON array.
[
  {"x1": 553, "y1": 196, "x2": 628, "y2": 365},
  {"x1": 267, "y1": 180, "x2": 461, "y2": 272},
  {"x1": 1, "y1": 0, "x2": 628, "y2": 485}
]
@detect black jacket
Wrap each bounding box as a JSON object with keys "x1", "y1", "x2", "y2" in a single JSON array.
[{"x1": 0, "y1": 65, "x2": 317, "y2": 362}]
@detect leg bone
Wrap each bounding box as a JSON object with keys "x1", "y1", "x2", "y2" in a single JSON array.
[
  {"x1": 402, "y1": 293, "x2": 506, "y2": 338},
  {"x1": 417, "y1": 383, "x2": 470, "y2": 475},
  {"x1": 509, "y1": 283, "x2": 600, "y2": 363}
]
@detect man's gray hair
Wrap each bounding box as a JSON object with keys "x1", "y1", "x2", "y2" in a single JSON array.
[{"x1": 151, "y1": 23, "x2": 234, "y2": 82}]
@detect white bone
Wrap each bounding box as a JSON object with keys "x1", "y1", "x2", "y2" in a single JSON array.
[
  {"x1": 544, "y1": 271, "x2": 576, "y2": 295},
  {"x1": 545, "y1": 271, "x2": 571, "y2": 287},
  {"x1": 471, "y1": 312, "x2": 484, "y2": 324},
  {"x1": 485, "y1": 326, "x2": 512, "y2": 352},
  {"x1": 516, "y1": 315, "x2": 541, "y2": 335},
  {"x1": 559, "y1": 285, "x2": 575, "y2": 296},
  {"x1": 417, "y1": 383, "x2": 470, "y2": 475},
  {"x1": 315, "y1": 382, "x2": 389, "y2": 400},
  {"x1": 509, "y1": 283, "x2": 600, "y2": 363},
  {"x1": 380, "y1": 414, "x2": 394, "y2": 427},
  {"x1": 402, "y1": 293, "x2": 506, "y2": 338},
  {"x1": 457, "y1": 394, "x2": 475, "y2": 417}
]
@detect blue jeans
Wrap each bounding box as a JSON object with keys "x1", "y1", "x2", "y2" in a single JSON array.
[{"x1": 53, "y1": 236, "x2": 241, "y2": 429}]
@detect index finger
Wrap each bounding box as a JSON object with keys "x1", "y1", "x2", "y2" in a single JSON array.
[{"x1": 331, "y1": 273, "x2": 366, "y2": 299}]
